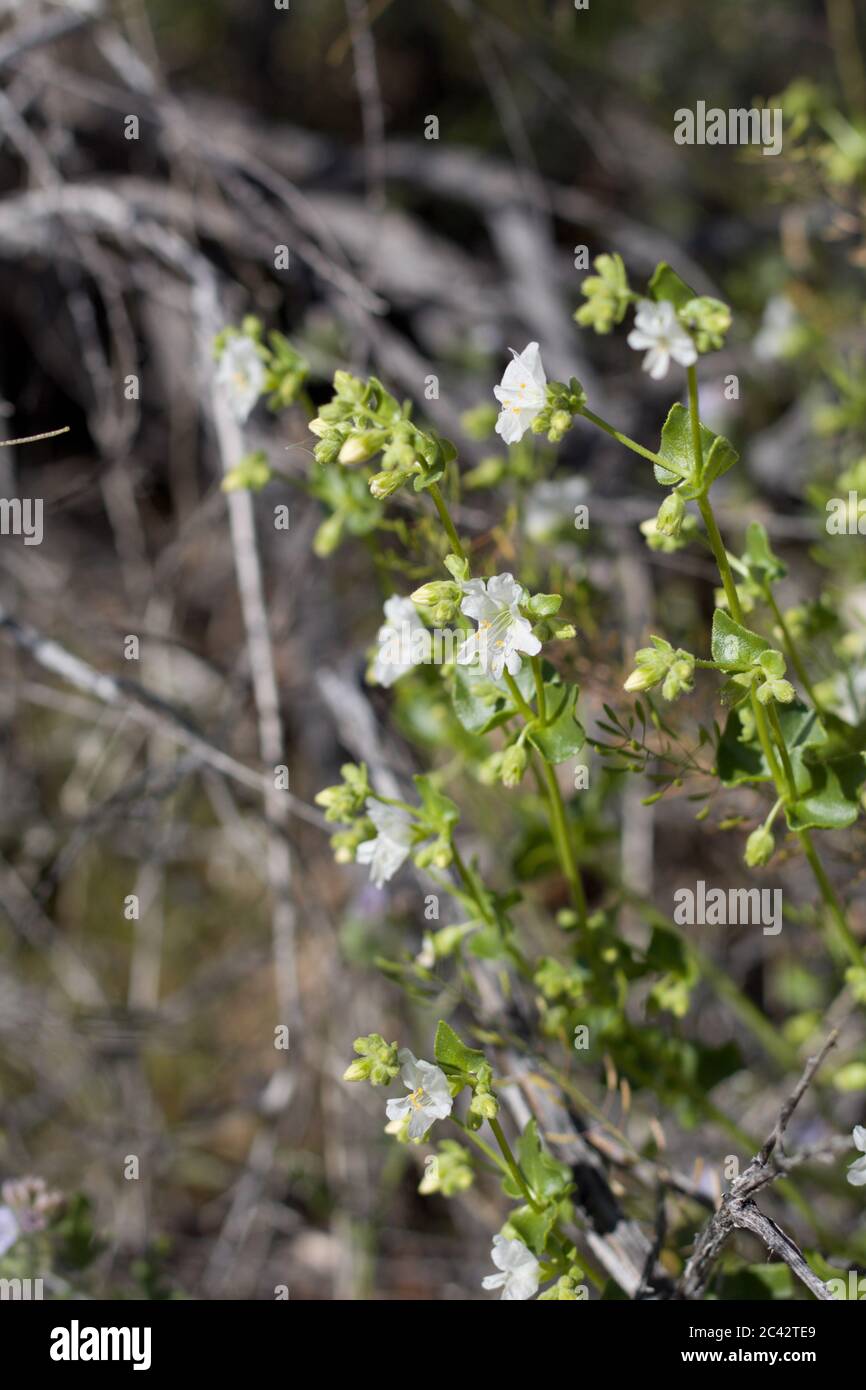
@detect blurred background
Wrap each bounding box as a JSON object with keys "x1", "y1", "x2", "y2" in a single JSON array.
[{"x1": 1, "y1": 0, "x2": 866, "y2": 1299}]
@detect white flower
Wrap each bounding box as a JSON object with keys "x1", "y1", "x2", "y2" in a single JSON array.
[
  {"x1": 355, "y1": 798, "x2": 414, "y2": 888},
  {"x1": 385, "y1": 1049, "x2": 453, "y2": 1140},
  {"x1": 370, "y1": 596, "x2": 427, "y2": 687},
  {"x1": 847, "y1": 1125, "x2": 866, "y2": 1187},
  {"x1": 217, "y1": 336, "x2": 266, "y2": 423},
  {"x1": 494, "y1": 342, "x2": 547, "y2": 444},
  {"x1": 482, "y1": 1234, "x2": 540, "y2": 1300},
  {"x1": 457, "y1": 572, "x2": 541, "y2": 679},
  {"x1": 0, "y1": 1206, "x2": 19, "y2": 1258},
  {"x1": 627, "y1": 299, "x2": 697, "y2": 381}
]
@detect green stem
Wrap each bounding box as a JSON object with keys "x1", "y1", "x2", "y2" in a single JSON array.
[
  {"x1": 489, "y1": 1117, "x2": 543, "y2": 1212},
  {"x1": 428, "y1": 481, "x2": 466, "y2": 561},
  {"x1": 578, "y1": 408, "x2": 686, "y2": 481},
  {"x1": 531, "y1": 655, "x2": 548, "y2": 723},
  {"x1": 799, "y1": 828, "x2": 863, "y2": 967},
  {"x1": 698, "y1": 471, "x2": 860, "y2": 971},
  {"x1": 765, "y1": 587, "x2": 825, "y2": 715},
  {"x1": 766, "y1": 703, "x2": 799, "y2": 804},
  {"x1": 502, "y1": 669, "x2": 536, "y2": 723},
  {"x1": 541, "y1": 759, "x2": 588, "y2": 927},
  {"x1": 687, "y1": 366, "x2": 704, "y2": 485},
  {"x1": 502, "y1": 670, "x2": 587, "y2": 923}
]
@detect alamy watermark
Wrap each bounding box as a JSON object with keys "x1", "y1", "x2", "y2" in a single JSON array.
[
  {"x1": 674, "y1": 101, "x2": 782, "y2": 157},
  {"x1": 673, "y1": 880, "x2": 782, "y2": 936},
  {"x1": 0, "y1": 497, "x2": 43, "y2": 545}
]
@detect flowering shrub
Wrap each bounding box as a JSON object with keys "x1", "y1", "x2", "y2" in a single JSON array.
[{"x1": 217, "y1": 255, "x2": 866, "y2": 1301}]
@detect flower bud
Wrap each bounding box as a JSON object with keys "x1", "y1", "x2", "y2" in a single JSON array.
[
  {"x1": 757, "y1": 677, "x2": 795, "y2": 705},
  {"x1": 745, "y1": 825, "x2": 775, "y2": 868},
  {"x1": 656, "y1": 490, "x2": 685, "y2": 538},
  {"x1": 343, "y1": 1058, "x2": 370, "y2": 1082},
  {"x1": 470, "y1": 1090, "x2": 499, "y2": 1120},
  {"x1": 757, "y1": 648, "x2": 786, "y2": 679},
  {"x1": 411, "y1": 581, "x2": 461, "y2": 608},
  {"x1": 431, "y1": 839, "x2": 453, "y2": 869},
  {"x1": 369, "y1": 469, "x2": 407, "y2": 499},
  {"x1": 547, "y1": 409, "x2": 573, "y2": 442},
  {"x1": 624, "y1": 660, "x2": 666, "y2": 692},
  {"x1": 501, "y1": 744, "x2": 528, "y2": 788},
  {"x1": 339, "y1": 430, "x2": 388, "y2": 465}
]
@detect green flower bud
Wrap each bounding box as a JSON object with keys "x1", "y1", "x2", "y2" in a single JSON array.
[
  {"x1": 757, "y1": 677, "x2": 795, "y2": 705},
  {"x1": 470, "y1": 1090, "x2": 499, "y2": 1120},
  {"x1": 681, "y1": 296, "x2": 732, "y2": 353},
  {"x1": 501, "y1": 743, "x2": 528, "y2": 788},
  {"x1": 419, "y1": 1141, "x2": 474, "y2": 1196},
  {"x1": 662, "y1": 655, "x2": 695, "y2": 701},
  {"x1": 745, "y1": 825, "x2": 775, "y2": 868},
  {"x1": 656, "y1": 490, "x2": 685, "y2": 538},
  {"x1": 346, "y1": 1033, "x2": 399, "y2": 1086},
  {"x1": 431, "y1": 838, "x2": 453, "y2": 870},
  {"x1": 221, "y1": 451, "x2": 273, "y2": 494},
  {"x1": 314, "y1": 435, "x2": 345, "y2": 465},
  {"x1": 757, "y1": 648, "x2": 786, "y2": 678},
  {"x1": 313, "y1": 512, "x2": 345, "y2": 558},
  {"x1": 460, "y1": 403, "x2": 499, "y2": 440},
  {"x1": 547, "y1": 408, "x2": 573, "y2": 442},
  {"x1": 369, "y1": 469, "x2": 409, "y2": 499},
  {"x1": 463, "y1": 455, "x2": 506, "y2": 490},
  {"x1": 411, "y1": 581, "x2": 462, "y2": 608},
  {"x1": 339, "y1": 430, "x2": 389, "y2": 465},
  {"x1": 342, "y1": 1058, "x2": 371, "y2": 1082},
  {"x1": 575, "y1": 253, "x2": 632, "y2": 334}
]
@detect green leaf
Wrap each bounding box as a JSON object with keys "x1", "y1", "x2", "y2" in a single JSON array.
[
  {"x1": 711, "y1": 610, "x2": 770, "y2": 671},
  {"x1": 717, "y1": 703, "x2": 827, "y2": 788},
  {"x1": 513, "y1": 1119, "x2": 573, "y2": 1202},
  {"x1": 451, "y1": 662, "x2": 533, "y2": 735},
  {"x1": 433, "y1": 1020, "x2": 486, "y2": 1076},
  {"x1": 413, "y1": 774, "x2": 459, "y2": 834},
  {"x1": 528, "y1": 683, "x2": 585, "y2": 763},
  {"x1": 504, "y1": 1203, "x2": 557, "y2": 1257},
  {"x1": 702, "y1": 431, "x2": 739, "y2": 487},
  {"x1": 648, "y1": 261, "x2": 696, "y2": 310},
  {"x1": 742, "y1": 521, "x2": 786, "y2": 585},
  {"x1": 654, "y1": 403, "x2": 737, "y2": 493},
  {"x1": 784, "y1": 754, "x2": 865, "y2": 831}
]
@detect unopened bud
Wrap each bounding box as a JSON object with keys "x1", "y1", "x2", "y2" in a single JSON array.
[{"x1": 656, "y1": 491, "x2": 685, "y2": 538}]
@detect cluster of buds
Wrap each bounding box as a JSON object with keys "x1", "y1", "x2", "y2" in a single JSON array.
[
  {"x1": 418, "y1": 1141, "x2": 474, "y2": 1196},
  {"x1": 410, "y1": 578, "x2": 463, "y2": 626},
  {"x1": 466, "y1": 1061, "x2": 499, "y2": 1127},
  {"x1": 530, "y1": 378, "x2": 588, "y2": 443},
  {"x1": 538, "y1": 1267, "x2": 587, "y2": 1300},
  {"x1": 314, "y1": 763, "x2": 374, "y2": 863},
  {"x1": 1, "y1": 1176, "x2": 63, "y2": 1232},
  {"x1": 309, "y1": 371, "x2": 455, "y2": 499},
  {"x1": 574, "y1": 253, "x2": 633, "y2": 334},
  {"x1": 576, "y1": 255, "x2": 732, "y2": 377},
  {"x1": 723, "y1": 648, "x2": 796, "y2": 709},
  {"x1": 342, "y1": 1034, "x2": 401, "y2": 1087},
  {"x1": 753, "y1": 649, "x2": 796, "y2": 705},
  {"x1": 680, "y1": 296, "x2": 732, "y2": 353},
  {"x1": 624, "y1": 636, "x2": 696, "y2": 701},
  {"x1": 221, "y1": 450, "x2": 273, "y2": 494}
]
